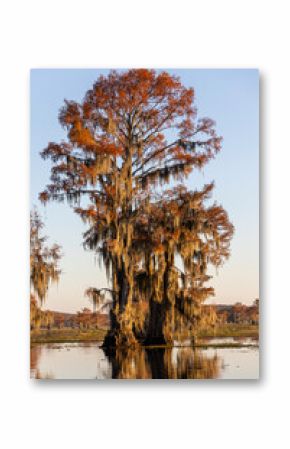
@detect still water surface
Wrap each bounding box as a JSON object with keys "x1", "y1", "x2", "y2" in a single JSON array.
[{"x1": 31, "y1": 338, "x2": 259, "y2": 380}]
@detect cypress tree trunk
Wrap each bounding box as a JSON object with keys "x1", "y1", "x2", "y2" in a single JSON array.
[
  {"x1": 143, "y1": 297, "x2": 167, "y2": 346},
  {"x1": 102, "y1": 263, "x2": 137, "y2": 348},
  {"x1": 103, "y1": 144, "x2": 137, "y2": 348},
  {"x1": 143, "y1": 255, "x2": 174, "y2": 346}
]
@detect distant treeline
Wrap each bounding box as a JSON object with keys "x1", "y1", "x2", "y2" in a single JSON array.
[
  {"x1": 30, "y1": 298, "x2": 258, "y2": 332},
  {"x1": 30, "y1": 299, "x2": 109, "y2": 331},
  {"x1": 214, "y1": 299, "x2": 259, "y2": 325}
]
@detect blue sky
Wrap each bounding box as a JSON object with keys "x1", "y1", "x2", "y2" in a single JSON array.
[{"x1": 30, "y1": 69, "x2": 259, "y2": 312}]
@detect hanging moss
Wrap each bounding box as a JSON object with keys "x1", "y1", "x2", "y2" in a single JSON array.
[
  {"x1": 39, "y1": 69, "x2": 234, "y2": 347},
  {"x1": 30, "y1": 209, "x2": 62, "y2": 306}
]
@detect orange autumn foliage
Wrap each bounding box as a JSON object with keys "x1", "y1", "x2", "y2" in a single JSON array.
[{"x1": 40, "y1": 69, "x2": 233, "y2": 347}]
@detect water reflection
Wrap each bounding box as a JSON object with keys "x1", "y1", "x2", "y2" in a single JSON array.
[
  {"x1": 103, "y1": 346, "x2": 220, "y2": 379},
  {"x1": 31, "y1": 338, "x2": 259, "y2": 380}
]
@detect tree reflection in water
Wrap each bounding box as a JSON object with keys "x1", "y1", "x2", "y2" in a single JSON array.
[
  {"x1": 31, "y1": 343, "x2": 221, "y2": 379},
  {"x1": 105, "y1": 346, "x2": 220, "y2": 379},
  {"x1": 30, "y1": 344, "x2": 41, "y2": 378},
  {"x1": 30, "y1": 344, "x2": 55, "y2": 379}
]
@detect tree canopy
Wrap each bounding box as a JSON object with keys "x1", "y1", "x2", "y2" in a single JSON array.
[{"x1": 40, "y1": 69, "x2": 233, "y2": 347}]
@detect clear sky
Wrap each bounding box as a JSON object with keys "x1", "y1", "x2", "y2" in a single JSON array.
[{"x1": 30, "y1": 69, "x2": 259, "y2": 312}]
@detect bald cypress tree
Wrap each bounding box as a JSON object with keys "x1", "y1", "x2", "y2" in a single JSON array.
[
  {"x1": 129, "y1": 183, "x2": 233, "y2": 345},
  {"x1": 40, "y1": 69, "x2": 231, "y2": 347}
]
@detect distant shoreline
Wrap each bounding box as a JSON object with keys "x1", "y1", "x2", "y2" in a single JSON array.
[{"x1": 31, "y1": 324, "x2": 259, "y2": 346}]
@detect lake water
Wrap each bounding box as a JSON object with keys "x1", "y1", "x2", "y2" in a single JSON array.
[{"x1": 30, "y1": 338, "x2": 259, "y2": 380}]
